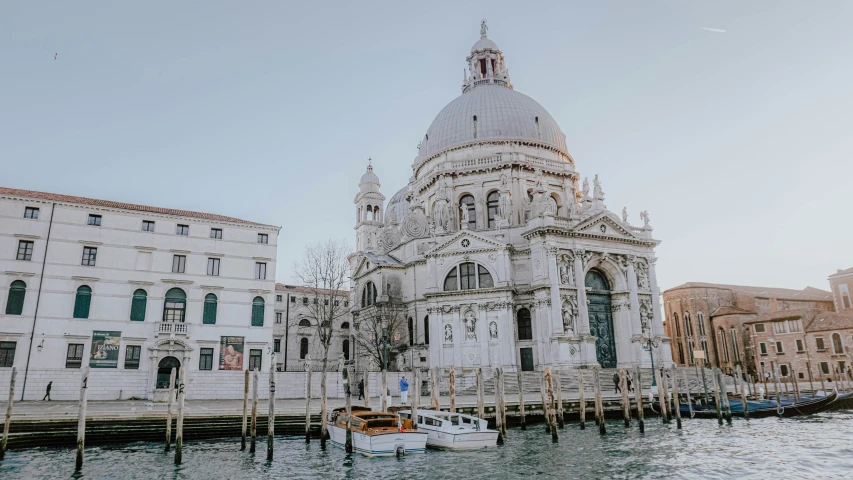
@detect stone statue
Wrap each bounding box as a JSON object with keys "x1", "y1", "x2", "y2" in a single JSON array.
[
  {"x1": 499, "y1": 191, "x2": 512, "y2": 224},
  {"x1": 636, "y1": 262, "x2": 650, "y2": 290},
  {"x1": 464, "y1": 312, "x2": 477, "y2": 341},
  {"x1": 481, "y1": 19, "x2": 488, "y2": 37},
  {"x1": 622, "y1": 207, "x2": 628, "y2": 223},
  {"x1": 489, "y1": 321, "x2": 498, "y2": 340},
  {"x1": 593, "y1": 174, "x2": 605, "y2": 201},
  {"x1": 582, "y1": 178, "x2": 590, "y2": 198},
  {"x1": 562, "y1": 299, "x2": 576, "y2": 334},
  {"x1": 444, "y1": 324, "x2": 453, "y2": 343},
  {"x1": 500, "y1": 173, "x2": 508, "y2": 188},
  {"x1": 434, "y1": 201, "x2": 450, "y2": 233},
  {"x1": 640, "y1": 210, "x2": 650, "y2": 228},
  {"x1": 461, "y1": 202, "x2": 470, "y2": 227}
]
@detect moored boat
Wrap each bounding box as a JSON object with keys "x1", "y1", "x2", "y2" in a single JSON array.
[
  {"x1": 676, "y1": 389, "x2": 838, "y2": 419},
  {"x1": 398, "y1": 409, "x2": 499, "y2": 450},
  {"x1": 328, "y1": 406, "x2": 427, "y2": 457}
]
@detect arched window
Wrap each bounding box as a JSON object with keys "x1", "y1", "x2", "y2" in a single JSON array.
[
  {"x1": 202, "y1": 293, "x2": 218, "y2": 324},
  {"x1": 298, "y1": 319, "x2": 311, "y2": 327},
  {"x1": 73, "y1": 285, "x2": 92, "y2": 319},
  {"x1": 341, "y1": 322, "x2": 350, "y2": 330},
  {"x1": 443, "y1": 263, "x2": 494, "y2": 291},
  {"x1": 517, "y1": 308, "x2": 533, "y2": 341},
  {"x1": 130, "y1": 289, "x2": 147, "y2": 321},
  {"x1": 729, "y1": 327, "x2": 740, "y2": 362},
  {"x1": 683, "y1": 313, "x2": 693, "y2": 336},
  {"x1": 683, "y1": 312, "x2": 695, "y2": 364},
  {"x1": 300, "y1": 338, "x2": 309, "y2": 359},
  {"x1": 163, "y1": 288, "x2": 186, "y2": 322},
  {"x1": 672, "y1": 312, "x2": 681, "y2": 337},
  {"x1": 408, "y1": 317, "x2": 414, "y2": 346},
  {"x1": 718, "y1": 328, "x2": 729, "y2": 362},
  {"x1": 251, "y1": 296, "x2": 265, "y2": 327},
  {"x1": 585, "y1": 270, "x2": 609, "y2": 291},
  {"x1": 697, "y1": 312, "x2": 709, "y2": 361},
  {"x1": 424, "y1": 315, "x2": 430, "y2": 345},
  {"x1": 459, "y1": 194, "x2": 476, "y2": 230},
  {"x1": 343, "y1": 339, "x2": 350, "y2": 360},
  {"x1": 361, "y1": 281, "x2": 377, "y2": 307},
  {"x1": 832, "y1": 333, "x2": 844, "y2": 354},
  {"x1": 5, "y1": 280, "x2": 26, "y2": 315},
  {"x1": 486, "y1": 191, "x2": 500, "y2": 229}
]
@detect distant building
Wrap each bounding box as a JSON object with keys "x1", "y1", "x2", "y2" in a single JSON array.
[
  {"x1": 744, "y1": 309, "x2": 853, "y2": 385},
  {"x1": 663, "y1": 282, "x2": 833, "y2": 375},
  {"x1": 0, "y1": 187, "x2": 279, "y2": 401},
  {"x1": 829, "y1": 267, "x2": 853, "y2": 312}
]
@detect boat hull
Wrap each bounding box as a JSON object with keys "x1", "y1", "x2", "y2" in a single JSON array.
[
  {"x1": 422, "y1": 429, "x2": 499, "y2": 450},
  {"x1": 328, "y1": 425, "x2": 427, "y2": 457},
  {"x1": 677, "y1": 389, "x2": 838, "y2": 419}
]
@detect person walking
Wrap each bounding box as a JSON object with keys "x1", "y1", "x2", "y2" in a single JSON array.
[
  {"x1": 358, "y1": 378, "x2": 365, "y2": 400},
  {"x1": 613, "y1": 373, "x2": 621, "y2": 394},
  {"x1": 626, "y1": 371, "x2": 634, "y2": 393},
  {"x1": 42, "y1": 381, "x2": 52, "y2": 401},
  {"x1": 400, "y1": 376, "x2": 409, "y2": 404}
]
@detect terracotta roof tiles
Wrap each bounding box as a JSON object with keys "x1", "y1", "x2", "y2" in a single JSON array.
[{"x1": 665, "y1": 282, "x2": 832, "y2": 302}]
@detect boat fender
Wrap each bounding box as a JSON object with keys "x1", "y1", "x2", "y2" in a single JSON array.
[{"x1": 395, "y1": 445, "x2": 405, "y2": 457}]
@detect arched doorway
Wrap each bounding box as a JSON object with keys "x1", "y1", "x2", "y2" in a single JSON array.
[
  {"x1": 156, "y1": 356, "x2": 180, "y2": 389},
  {"x1": 586, "y1": 270, "x2": 616, "y2": 368}
]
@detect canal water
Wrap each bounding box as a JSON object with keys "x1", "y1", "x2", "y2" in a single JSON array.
[{"x1": 3, "y1": 411, "x2": 853, "y2": 479}]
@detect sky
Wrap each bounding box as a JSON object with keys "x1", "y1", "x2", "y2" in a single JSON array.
[{"x1": 1, "y1": 1, "x2": 851, "y2": 292}]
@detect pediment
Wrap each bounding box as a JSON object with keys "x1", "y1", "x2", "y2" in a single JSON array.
[
  {"x1": 573, "y1": 212, "x2": 638, "y2": 240},
  {"x1": 426, "y1": 230, "x2": 507, "y2": 257}
]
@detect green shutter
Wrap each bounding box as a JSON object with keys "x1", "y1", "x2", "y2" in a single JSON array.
[
  {"x1": 5, "y1": 281, "x2": 26, "y2": 315},
  {"x1": 203, "y1": 294, "x2": 217, "y2": 324},
  {"x1": 130, "y1": 289, "x2": 147, "y2": 321},
  {"x1": 73, "y1": 286, "x2": 92, "y2": 319},
  {"x1": 251, "y1": 297, "x2": 264, "y2": 327}
]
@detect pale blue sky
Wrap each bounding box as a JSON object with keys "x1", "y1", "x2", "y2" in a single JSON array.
[{"x1": 2, "y1": 1, "x2": 851, "y2": 291}]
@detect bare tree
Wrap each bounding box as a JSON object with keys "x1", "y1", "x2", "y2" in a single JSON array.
[
  {"x1": 353, "y1": 301, "x2": 409, "y2": 371},
  {"x1": 292, "y1": 239, "x2": 351, "y2": 447}
]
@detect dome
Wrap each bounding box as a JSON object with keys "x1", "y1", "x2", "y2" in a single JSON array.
[
  {"x1": 386, "y1": 186, "x2": 410, "y2": 224},
  {"x1": 418, "y1": 84, "x2": 568, "y2": 160},
  {"x1": 471, "y1": 36, "x2": 499, "y2": 52},
  {"x1": 359, "y1": 165, "x2": 381, "y2": 194}
]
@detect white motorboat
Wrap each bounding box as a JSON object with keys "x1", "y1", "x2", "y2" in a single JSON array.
[
  {"x1": 328, "y1": 406, "x2": 427, "y2": 457},
  {"x1": 399, "y1": 409, "x2": 499, "y2": 450}
]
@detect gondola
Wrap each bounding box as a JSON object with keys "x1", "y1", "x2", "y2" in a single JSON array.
[
  {"x1": 829, "y1": 390, "x2": 853, "y2": 410},
  {"x1": 671, "y1": 389, "x2": 838, "y2": 419}
]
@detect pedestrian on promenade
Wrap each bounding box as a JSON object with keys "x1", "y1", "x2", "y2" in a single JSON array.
[
  {"x1": 42, "y1": 381, "x2": 52, "y2": 401},
  {"x1": 626, "y1": 371, "x2": 634, "y2": 393},
  {"x1": 400, "y1": 376, "x2": 409, "y2": 403},
  {"x1": 358, "y1": 378, "x2": 364, "y2": 400},
  {"x1": 613, "y1": 373, "x2": 621, "y2": 394}
]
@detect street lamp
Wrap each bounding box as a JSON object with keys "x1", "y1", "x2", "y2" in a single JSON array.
[{"x1": 642, "y1": 328, "x2": 659, "y2": 387}]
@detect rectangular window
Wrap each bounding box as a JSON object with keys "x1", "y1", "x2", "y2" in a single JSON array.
[
  {"x1": 176, "y1": 224, "x2": 189, "y2": 236},
  {"x1": 17, "y1": 240, "x2": 34, "y2": 261},
  {"x1": 820, "y1": 362, "x2": 830, "y2": 375},
  {"x1": 840, "y1": 361, "x2": 847, "y2": 374},
  {"x1": 124, "y1": 345, "x2": 141, "y2": 369},
  {"x1": 81, "y1": 246, "x2": 97, "y2": 266},
  {"x1": 843, "y1": 293, "x2": 852, "y2": 309},
  {"x1": 87, "y1": 214, "x2": 102, "y2": 226},
  {"x1": 257, "y1": 233, "x2": 268, "y2": 244},
  {"x1": 753, "y1": 323, "x2": 765, "y2": 333},
  {"x1": 773, "y1": 321, "x2": 787, "y2": 335},
  {"x1": 66, "y1": 343, "x2": 84, "y2": 368},
  {"x1": 779, "y1": 364, "x2": 789, "y2": 377},
  {"x1": 344, "y1": 301, "x2": 348, "y2": 307},
  {"x1": 788, "y1": 319, "x2": 802, "y2": 333},
  {"x1": 816, "y1": 337, "x2": 826, "y2": 351},
  {"x1": 255, "y1": 262, "x2": 267, "y2": 280},
  {"x1": 207, "y1": 257, "x2": 220, "y2": 276},
  {"x1": 314, "y1": 298, "x2": 318, "y2": 305},
  {"x1": 172, "y1": 255, "x2": 186, "y2": 273},
  {"x1": 796, "y1": 339, "x2": 804, "y2": 353},
  {"x1": 334, "y1": 300, "x2": 339, "y2": 306},
  {"x1": 276, "y1": 295, "x2": 282, "y2": 302},
  {"x1": 303, "y1": 297, "x2": 308, "y2": 304},
  {"x1": 249, "y1": 349, "x2": 262, "y2": 371},
  {"x1": 275, "y1": 312, "x2": 282, "y2": 324},
  {"x1": 24, "y1": 207, "x2": 39, "y2": 219},
  {"x1": 210, "y1": 228, "x2": 222, "y2": 239},
  {"x1": 274, "y1": 339, "x2": 281, "y2": 353},
  {"x1": 459, "y1": 262, "x2": 476, "y2": 290},
  {"x1": 199, "y1": 348, "x2": 214, "y2": 370},
  {"x1": 142, "y1": 220, "x2": 155, "y2": 232},
  {"x1": 775, "y1": 341, "x2": 784, "y2": 353},
  {"x1": 290, "y1": 296, "x2": 296, "y2": 303},
  {"x1": 0, "y1": 341, "x2": 16, "y2": 367},
  {"x1": 759, "y1": 342, "x2": 767, "y2": 355},
  {"x1": 324, "y1": 299, "x2": 329, "y2": 306}
]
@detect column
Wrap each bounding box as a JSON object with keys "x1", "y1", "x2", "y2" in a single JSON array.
[
  {"x1": 573, "y1": 251, "x2": 590, "y2": 335},
  {"x1": 478, "y1": 306, "x2": 489, "y2": 365},
  {"x1": 648, "y1": 258, "x2": 663, "y2": 336},
  {"x1": 626, "y1": 256, "x2": 642, "y2": 336},
  {"x1": 547, "y1": 247, "x2": 562, "y2": 337}
]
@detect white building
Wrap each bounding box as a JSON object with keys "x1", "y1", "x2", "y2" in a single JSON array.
[
  {"x1": 350, "y1": 23, "x2": 672, "y2": 372},
  {"x1": 0, "y1": 187, "x2": 279, "y2": 400}
]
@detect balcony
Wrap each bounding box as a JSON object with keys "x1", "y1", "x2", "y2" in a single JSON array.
[{"x1": 157, "y1": 322, "x2": 190, "y2": 338}]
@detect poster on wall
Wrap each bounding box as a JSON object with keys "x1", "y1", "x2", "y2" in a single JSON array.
[
  {"x1": 90, "y1": 330, "x2": 121, "y2": 368},
  {"x1": 219, "y1": 336, "x2": 244, "y2": 370}
]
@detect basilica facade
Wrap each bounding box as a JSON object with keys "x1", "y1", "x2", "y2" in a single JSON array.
[{"x1": 350, "y1": 23, "x2": 671, "y2": 372}]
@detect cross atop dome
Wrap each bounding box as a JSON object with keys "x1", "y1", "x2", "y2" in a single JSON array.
[{"x1": 463, "y1": 21, "x2": 512, "y2": 93}]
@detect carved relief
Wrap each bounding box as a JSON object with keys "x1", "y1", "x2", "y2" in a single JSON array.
[
  {"x1": 557, "y1": 253, "x2": 574, "y2": 285},
  {"x1": 402, "y1": 211, "x2": 428, "y2": 238},
  {"x1": 489, "y1": 321, "x2": 498, "y2": 340},
  {"x1": 444, "y1": 324, "x2": 453, "y2": 343}
]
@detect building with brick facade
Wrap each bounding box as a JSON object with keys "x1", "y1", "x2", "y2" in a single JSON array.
[
  {"x1": 829, "y1": 267, "x2": 853, "y2": 312},
  {"x1": 663, "y1": 282, "x2": 833, "y2": 375}
]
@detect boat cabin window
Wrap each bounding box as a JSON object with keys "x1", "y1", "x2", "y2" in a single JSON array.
[
  {"x1": 399, "y1": 412, "x2": 410, "y2": 419},
  {"x1": 424, "y1": 416, "x2": 443, "y2": 427},
  {"x1": 365, "y1": 419, "x2": 398, "y2": 428},
  {"x1": 448, "y1": 415, "x2": 461, "y2": 425},
  {"x1": 418, "y1": 416, "x2": 424, "y2": 424}
]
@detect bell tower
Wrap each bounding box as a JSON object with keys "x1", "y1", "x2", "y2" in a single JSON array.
[{"x1": 354, "y1": 161, "x2": 385, "y2": 253}]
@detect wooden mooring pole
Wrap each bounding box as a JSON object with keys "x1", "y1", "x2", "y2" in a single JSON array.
[
  {"x1": 364, "y1": 370, "x2": 371, "y2": 409},
  {"x1": 736, "y1": 365, "x2": 749, "y2": 419},
  {"x1": 683, "y1": 369, "x2": 694, "y2": 418},
  {"x1": 592, "y1": 369, "x2": 605, "y2": 434},
  {"x1": 620, "y1": 368, "x2": 630, "y2": 428},
  {"x1": 661, "y1": 368, "x2": 672, "y2": 423},
  {"x1": 449, "y1": 367, "x2": 456, "y2": 413},
  {"x1": 75, "y1": 367, "x2": 89, "y2": 471},
  {"x1": 633, "y1": 367, "x2": 645, "y2": 433},
  {"x1": 268, "y1": 364, "x2": 276, "y2": 461},
  {"x1": 250, "y1": 370, "x2": 259, "y2": 452},
  {"x1": 1, "y1": 367, "x2": 17, "y2": 461},
  {"x1": 517, "y1": 371, "x2": 526, "y2": 430},
  {"x1": 305, "y1": 362, "x2": 313, "y2": 443},
  {"x1": 165, "y1": 367, "x2": 176, "y2": 452},
  {"x1": 792, "y1": 369, "x2": 801, "y2": 402},
  {"x1": 476, "y1": 368, "x2": 485, "y2": 420},
  {"x1": 430, "y1": 368, "x2": 439, "y2": 410},
  {"x1": 381, "y1": 370, "x2": 388, "y2": 413},
  {"x1": 711, "y1": 367, "x2": 723, "y2": 425},
  {"x1": 345, "y1": 366, "x2": 353, "y2": 453},
  {"x1": 720, "y1": 370, "x2": 732, "y2": 425},
  {"x1": 670, "y1": 368, "x2": 682, "y2": 429},
  {"x1": 539, "y1": 373, "x2": 550, "y2": 434},
  {"x1": 578, "y1": 369, "x2": 586, "y2": 430},
  {"x1": 174, "y1": 365, "x2": 186, "y2": 465},
  {"x1": 654, "y1": 368, "x2": 667, "y2": 424},
  {"x1": 544, "y1": 368, "x2": 558, "y2": 441},
  {"x1": 494, "y1": 368, "x2": 505, "y2": 445},
  {"x1": 555, "y1": 372, "x2": 565, "y2": 429},
  {"x1": 241, "y1": 369, "x2": 249, "y2": 450}
]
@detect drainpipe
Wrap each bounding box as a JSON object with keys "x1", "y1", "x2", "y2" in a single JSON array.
[
  {"x1": 21, "y1": 203, "x2": 55, "y2": 401},
  {"x1": 283, "y1": 293, "x2": 291, "y2": 371}
]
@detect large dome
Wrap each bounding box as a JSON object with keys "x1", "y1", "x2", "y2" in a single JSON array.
[{"x1": 418, "y1": 84, "x2": 568, "y2": 160}]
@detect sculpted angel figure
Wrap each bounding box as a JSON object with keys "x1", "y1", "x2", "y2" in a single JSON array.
[
  {"x1": 464, "y1": 313, "x2": 477, "y2": 341},
  {"x1": 444, "y1": 324, "x2": 453, "y2": 343}
]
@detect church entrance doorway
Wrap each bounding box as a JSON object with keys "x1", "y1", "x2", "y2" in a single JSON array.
[
  {"x1": 520, "y1": 348, "x2": 534, "y2": 371},
  {"x1": 586, "y1": 270, "x2": 616, "y2": 368}
]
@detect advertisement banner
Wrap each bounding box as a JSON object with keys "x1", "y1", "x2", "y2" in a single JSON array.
[
  {"x1": 90, "y1": 330, "x2": 121, "y2": 368},
  {"x1": 219, "y1": 336, "x2": 244, "y2": 370}
]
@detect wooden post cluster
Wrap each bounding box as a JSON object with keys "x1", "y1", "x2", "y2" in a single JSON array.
[
  {"x1": 517, "y1": 371, "x2": 526, "y2": 430},
  {"x1": 494, "y1": 368, "x2": 505, "y2": 445},
  {"x1": 555, "y1": 372, "x2": 565, "y2": 429},
  {"x1": 711, "y1": 367, "x2": 723, "y2": 425},
  {"x1": 268, "y1": 365, "x2": 276, "y2": 461},
  {"x1": 544, "y1": 368, "x2": 558, "y2": 441},
  {"x1": 165, "y1": 367, "x2": 176, "y2": 452},
  {"x1": 1, "y1": 367, "x2": 15, "y2": 461},
  {"x1": 75, "y1": 367, "x2": 89, "y2": 471},
  {"x1": 578, "y1": 369, "x2": 586, "y2": 430},
  {"x1": 720, "y1": 370, "x2": 732, "y2": 425},
  {"x1": 476, "y1": 368, "x2": 485, "y2": 420},
  {"x1": 449, "y1": 367, "x2": 456, "y2": 413},
  {"x1": 174, "y1": 366, "x2": 186, "y2": 465},
  {"x1": 305, "y1": 362, "x2": 312, "y2": 443},
  {"x1": 683, "y1": 369, "x2": 694, "y2": 418},
  {"x1": 670, "y1": 368, "x2": 682, "y2": 429},
  {"x1": 241, "y1": 369, "x2": 249, "y2": 450},
  {"x1": 592, "y1": 369, "x2": 605, "y2": 434},
  {"x1": 619, "y1": 369, "x2": 631, "y2": 428},
  {"x1": 251, "y1": 370, "x2": 259, "y2": 452},
  {"x1": 633, "y1": 367, "x2": 645, "y2": 433}
]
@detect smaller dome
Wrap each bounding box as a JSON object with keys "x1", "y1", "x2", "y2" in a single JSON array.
[
  {"x1": 471, "y1": 36, "x2": 499, "y2": 52},
  {"x1": 359, "y1": 165, "x2": 381, "y2": 194},
  {"x1": 386, "y1": 186, "x2": 410, "y2": 225}
]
